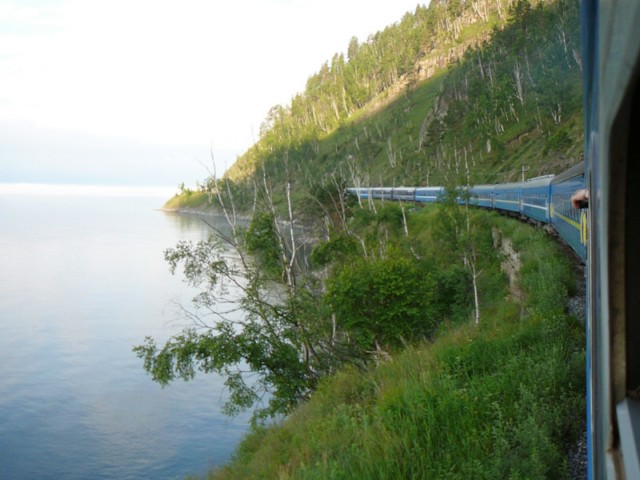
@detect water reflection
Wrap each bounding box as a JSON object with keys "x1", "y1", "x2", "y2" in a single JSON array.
[{"x1": 0, "y1": 194, "x2": 250, "y2": 480}]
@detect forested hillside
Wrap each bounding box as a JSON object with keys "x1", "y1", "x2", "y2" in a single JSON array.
[{"x1": 200, "y1": 0, "x2": 582, "y2": 218}]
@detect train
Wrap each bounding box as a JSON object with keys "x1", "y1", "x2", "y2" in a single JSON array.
[
  {"x1": 348, "y1": 1, "x2": 640, "y2": 477},
  {"x1": 346, "y1": 161, "x2": 588, "y2": 263}
]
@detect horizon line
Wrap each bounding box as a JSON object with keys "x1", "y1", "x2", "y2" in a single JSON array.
[{"x1": 0, "y1": 182, "x2": 179, "y2": 198}]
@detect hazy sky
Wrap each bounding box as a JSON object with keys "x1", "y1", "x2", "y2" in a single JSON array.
[{"x1": 0, "y1": 0, "x2": 425, "y2": 187}]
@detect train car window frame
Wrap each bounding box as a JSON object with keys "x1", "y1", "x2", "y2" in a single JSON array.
[{"x1": 605, "y1": 23, "x2": 640, "y2": 478}]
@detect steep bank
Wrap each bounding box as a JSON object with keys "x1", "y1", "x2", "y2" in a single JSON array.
[{"x1": 206, "y1": 209, "x2": 585, "y2": 479}]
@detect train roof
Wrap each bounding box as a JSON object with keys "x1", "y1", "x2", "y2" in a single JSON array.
[
  {"x1": 551, "y1": 163, "x2": 585, "y2": 184},
  {"x1": 521, "y1": 175, "x2": 553, "y2": 187}
]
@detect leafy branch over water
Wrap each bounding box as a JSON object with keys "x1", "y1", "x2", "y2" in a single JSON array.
[{"x1": 133, "y1": 218, "x2": 335, "y2": 420}]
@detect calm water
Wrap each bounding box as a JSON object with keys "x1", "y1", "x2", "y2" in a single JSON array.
[{"x1": 0, "y1": 189, "x2": 250, "y2": 479}]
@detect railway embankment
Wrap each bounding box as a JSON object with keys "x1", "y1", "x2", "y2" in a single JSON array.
[
  {"x1": 567, "y1": 270, "x2": 588, "y2": 479},
  {"x1": 204, "y1": 208, "x2": 585, "y2": 479}
]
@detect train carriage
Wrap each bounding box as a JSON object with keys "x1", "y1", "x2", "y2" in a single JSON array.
[
  {"x1": 369, "y1": 188, "x2": 392, "y2": 201},
  {"x1": 392, "y1": 187, "x2": 416, "y2": 202},
  {"x1": 414, "y1": 186, "x2": 443, "y2": 203},
  {"x1": 550, "y1": 164, "x2": 587, "y2": 262},
  {"x1": 493, "y1": 182, "x2": 522, "y2": 213},
  {"x1": 468, "y1": 184, "x2": 494, "y2": 208},
  {"x1": 521, "y1": 175, "x2": 553, "y2": 223},
  {"x1": 346, "y1": 188, "x2": 366, "y2": 199}
]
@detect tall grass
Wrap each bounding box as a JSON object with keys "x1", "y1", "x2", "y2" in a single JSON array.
[{"x1": 207, "y1": 215, "x2": 585, "y2": 479}]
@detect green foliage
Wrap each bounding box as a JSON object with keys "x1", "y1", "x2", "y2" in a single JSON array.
[
  {"x1": 309, "y1": 234, "x2": 358, "y2": 267},
  {"x1": 244, "y1": 211, "x2": 283, "y2": 277},
  {"x1": 434, "y1": 265, "x2": 473, "y2": 321},
  {"x1": 375, "y1": 203, "x2": 404, "y2": 230},
  {"x1": 327, "y1": 256, "x2": 440, "y2": 350},
  {"x1": 214, "y1": 323, "x2": 582, "y2": 479},
  {"x1": 349, "y1": 205, "x2": 377, "y2": 230},
  {"x1": 162, "y1": 191, "x2": 213, "y2": 211},
  {"x1": 206, "y1": 215, "x2": 584, "y2": 480},
  {"x1": 134, "y1": 234, "x2": 334, "y2": 421},
  {"x1": 517, "y1": 233, "x2": 576, "y2": 316},
  {"x1": 544, "y1": 125, "x2": 573, "y2": 154}
]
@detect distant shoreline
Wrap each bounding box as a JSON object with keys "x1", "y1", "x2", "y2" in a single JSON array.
[{"x1": 159, "y1": 205, "x2": 253, "y2": 223}]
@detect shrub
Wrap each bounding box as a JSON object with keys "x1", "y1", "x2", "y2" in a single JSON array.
[{"x1": 327, "y1": 256, "x2": 443, "y2": 350}]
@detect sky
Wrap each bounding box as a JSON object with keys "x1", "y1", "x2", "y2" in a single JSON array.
[{"x1": 0, "y1": 0, "x2": 426, "y2": 188}]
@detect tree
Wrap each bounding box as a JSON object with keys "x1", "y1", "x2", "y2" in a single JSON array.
[
  {"x1": 347, "y1": 36, "x2": 359, "y2": 61},
  {"x1": 327, "y1": 255, "x2": 439, "y2": 354},
  {"x1": 134, "y1": 180, "x2": 337, "y2": 421},
  {"x1": 433, "y1": 188, "x2": 495, "y2": 325},
  {"x1": 244, "y1": 211, "x2": 283, "y2": 277}
]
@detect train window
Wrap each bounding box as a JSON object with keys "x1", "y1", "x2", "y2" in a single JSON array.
[{"x1": 569, "y1": 198, "x2": 578, "y2": 222}]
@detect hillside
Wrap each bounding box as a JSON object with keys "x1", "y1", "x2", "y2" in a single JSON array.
[
  {"x1": 205, "y1": 206, "x2": 585, "y2": 479},
  {"x1": 184, "y1": 0, "x2": 579, "y2": 217}
]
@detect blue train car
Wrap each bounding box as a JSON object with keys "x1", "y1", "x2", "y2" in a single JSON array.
[
  {"x1": 392, "y1": 187, "x2": 416, "y2": 202},
  {"x1": 521, "y1": 175, "x2": 553, "y2": 222},
  {"x1": 415, "y1": 186, "x2": 443, "y2": 203},
  {"x1": 345, "y1": 187, "x2": 365, "y2": 199},
  {"x1": 493, "y1": 182, "x2": 522, "y2": 213},
  {"x1": 350, "y1": 188, "x2": 378, "y2": 201},
  {"x1": 550, "y1": 164, "x2": 587, "y2": 262},
  {"x1": 468, "y1": 184, "x2": 494, "y2": 208},
  {"x1": 369, "y1": 188, "x2": 392, "y2": 201}
]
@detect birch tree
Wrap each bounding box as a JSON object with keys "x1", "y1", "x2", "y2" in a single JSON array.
[{"x1": 133, "y1": 168, "x2": 339, "y2": 421}]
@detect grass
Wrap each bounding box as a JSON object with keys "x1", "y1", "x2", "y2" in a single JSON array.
[{"x1": 204, "y1": 212, "x2": 585, "y2": 479}]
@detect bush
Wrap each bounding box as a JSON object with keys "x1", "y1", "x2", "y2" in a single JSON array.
[
  {"x1": 244, "y1": 211, "x2": 283, "y2": 277},
  {"x1": 310, "y1": 234, "x2": 359, "y2": 267},
  {"x1": 328, "y1": 256, "x2": 444, "y2": 350}
]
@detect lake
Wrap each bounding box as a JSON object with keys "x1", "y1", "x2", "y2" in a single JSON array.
[{"x1": 0, "y1": 186, "x2": 250, "y2": 479}]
